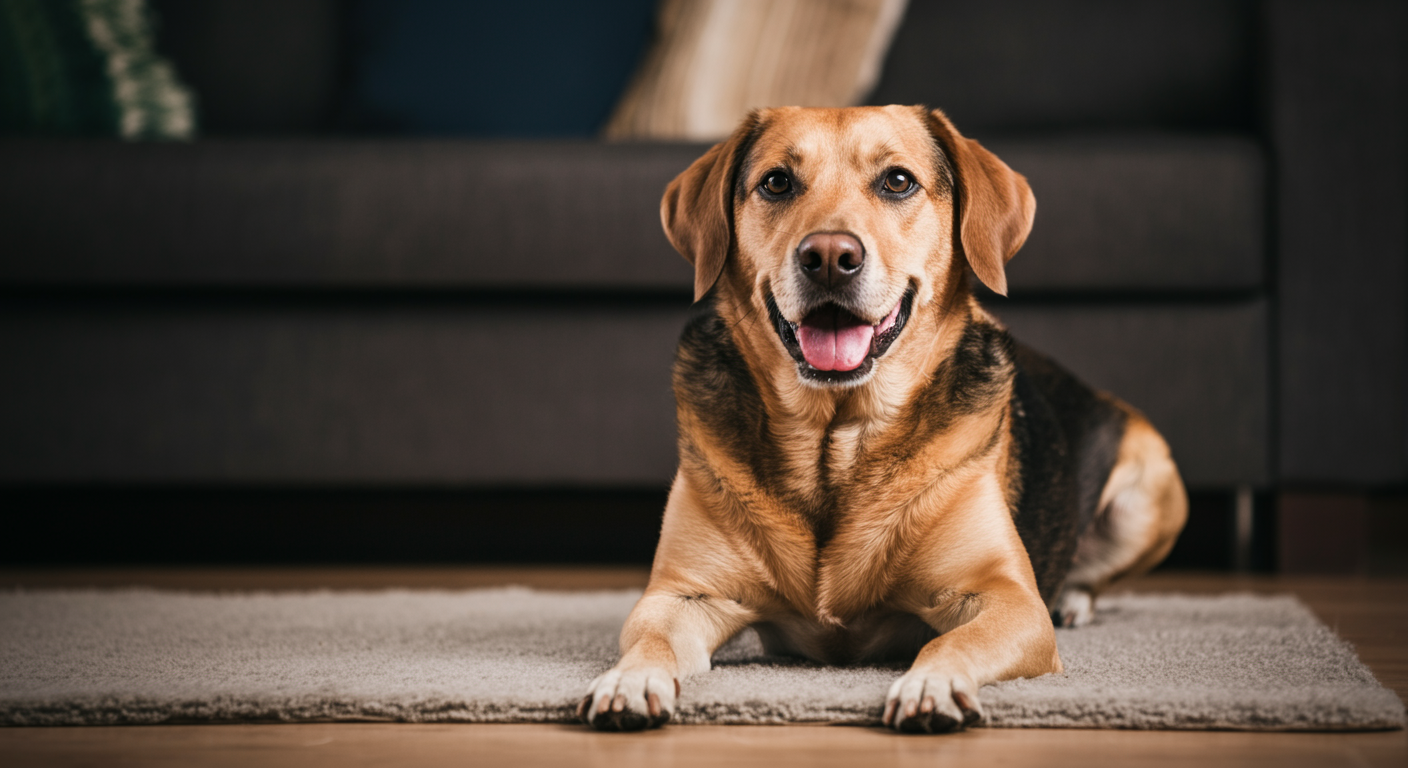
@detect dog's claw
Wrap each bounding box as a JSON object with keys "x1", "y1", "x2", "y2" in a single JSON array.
[
  {"x1": 954, "y1": 691, "x2": 984, "y2": 726},
  {"x1": 593, "y1": 709, "x2": 652, "y2": 731},
  {"x1": 884, "y1": 671, "x2": 983, "y2": 734},
  {"x1": 898, "y1": 709, "x2": 963, "y2": 734},
  {"x1": 579, "y1": 667, "x2": 677, "y2": 732},
  {"x1": 586, "y1": 704, "x2": 671, "y2": 732}
]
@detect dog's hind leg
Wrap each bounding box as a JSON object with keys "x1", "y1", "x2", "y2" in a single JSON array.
[{"x1": 1052, "y1": 412, "x2": 1187, "y2": 628}]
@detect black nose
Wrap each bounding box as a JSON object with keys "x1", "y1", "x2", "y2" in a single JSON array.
[{"x1": 796, "y1": 232, "x2": 865, "y2": 290}]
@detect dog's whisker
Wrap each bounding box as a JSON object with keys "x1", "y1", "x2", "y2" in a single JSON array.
[{"x1": 728, "y1": 300, "x2": 764, "y2": 337}]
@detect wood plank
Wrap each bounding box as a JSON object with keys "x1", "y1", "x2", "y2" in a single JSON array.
[{"x1": 1, "y1": 723, "x2": 1403, "y2": 768}]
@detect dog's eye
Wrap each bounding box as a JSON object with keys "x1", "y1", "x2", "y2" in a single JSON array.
[
  {"x1": 761, "y1": 171, "x2": 792, "y2": 196},
  {"x1": 883, "y1": 169, "x2": 914, "y2": 194}
]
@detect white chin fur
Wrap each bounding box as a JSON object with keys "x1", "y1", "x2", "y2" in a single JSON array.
[{"x1": 796, "y1": 362, "x2": 878, "y2": 390}]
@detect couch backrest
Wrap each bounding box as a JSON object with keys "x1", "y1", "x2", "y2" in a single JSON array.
[
  {"x1": 152, "y1": 0, "x2": 1260, "y2": 137},
  {"x1": 869, "y1": 0, "x2": 1258, "y2": 134},
  {"x1": 150, "y1": 0, "x2": 343, "y2": 134}
]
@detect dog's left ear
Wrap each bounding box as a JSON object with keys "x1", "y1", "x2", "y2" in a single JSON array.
[
  {"x1": 660, "y1": 114, "x2": 760, "y2": 302},
  {"x1": 925, "y1": 108, "x2": 1035, "y2": 297}
]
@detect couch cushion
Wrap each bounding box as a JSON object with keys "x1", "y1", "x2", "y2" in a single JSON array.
[
  {"x1": 992, "y1": 299, "x2": 1270, "y2": 486},
  {"x1": 0, "y1": 296, "x2": 1266, "y2": 487},
  {"x1": 992, "y1": 136, "x2": 1264, "y2": 292},
  {"x1": 0, "y1": 296, "x2": 684, "y2": 486},
  {"x1": 0, "y1": 140, "x2": 698, "y2": 289},
  {"x1": 0, "y1": 136, "x2": 1263, "y2": 292}
]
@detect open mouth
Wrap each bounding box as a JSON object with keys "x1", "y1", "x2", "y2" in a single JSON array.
[{"x1": 767, "y1": 288, "x2": 915, "y2": 385}]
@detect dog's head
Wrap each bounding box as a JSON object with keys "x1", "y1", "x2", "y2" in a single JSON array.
[{"x1": 662, "y1": 106, "x2": 1034, "y2": 389}]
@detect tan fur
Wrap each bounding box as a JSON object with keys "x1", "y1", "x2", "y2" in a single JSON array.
[
  {"x1": 582, "y1": 106, "x2": 1178, "y2": 732},
  {"x1": 1055, "y1": 409, "x2": 1189, "y2": 627}
]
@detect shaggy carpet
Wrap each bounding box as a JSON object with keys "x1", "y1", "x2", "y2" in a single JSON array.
[{"x1": 0, "y1": 588, "x2": 1402, "y2": 730}]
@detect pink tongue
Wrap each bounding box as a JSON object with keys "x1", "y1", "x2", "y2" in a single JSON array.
[{"x1": 797, "y1": 311, "x2": 874, "y2": 371}]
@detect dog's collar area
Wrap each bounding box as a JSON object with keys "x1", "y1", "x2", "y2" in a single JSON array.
[{"x1": 766, "y1": 289, "x2": 915, "y2": 386}]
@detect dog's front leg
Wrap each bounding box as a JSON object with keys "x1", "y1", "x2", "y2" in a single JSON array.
[
  {"x1": 883, "y1": 576, "x2": 1059, "y2": 734},
  {"x1": 578, "y1": 588, "x2": 754, "y2": 731}
]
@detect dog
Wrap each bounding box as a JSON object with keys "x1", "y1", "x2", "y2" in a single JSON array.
[{"x1": 578, "y1": 106, "x2": 1187, "y2": 733}]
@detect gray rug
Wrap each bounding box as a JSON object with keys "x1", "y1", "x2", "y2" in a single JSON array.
[{"x1": 0, "y1": 588, "x2": 1402, "y2": 730}]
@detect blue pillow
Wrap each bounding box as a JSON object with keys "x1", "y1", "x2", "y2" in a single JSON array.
[{"x1": 347, "y1": 0, "x2": 657, "y2": 136}]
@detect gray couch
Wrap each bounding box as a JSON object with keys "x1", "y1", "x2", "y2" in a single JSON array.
[{"x1": 1, "y1": 0, "x2": 1403, "y2": 565}]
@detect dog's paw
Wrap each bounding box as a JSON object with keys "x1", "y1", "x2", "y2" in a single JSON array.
[
  {"x1": 1051, "y1": 586, "x2": 1095, "y2": 628},
  {"x1": 882, "y1": 670, "x2": 983, "y2": 734},
  {"x1": 576, "y1": 667, "x2": 678, "y2": 731}
]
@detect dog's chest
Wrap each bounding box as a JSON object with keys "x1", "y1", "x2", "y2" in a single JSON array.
[
  {"x1": 821, "y1": 421, "x2": 867, "y2": 481},
  {"x1": 774, "y1": 418, "x2": 901, "y2": 541}
]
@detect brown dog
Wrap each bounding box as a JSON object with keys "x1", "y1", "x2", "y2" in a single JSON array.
[{"x1": 579, "y1": 106, "x2": 1187, "y2": 733}]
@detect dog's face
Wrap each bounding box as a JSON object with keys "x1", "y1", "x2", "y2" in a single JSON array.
[{"x1": 663, "y1": 106, "x2": 1035, "y2": 389}]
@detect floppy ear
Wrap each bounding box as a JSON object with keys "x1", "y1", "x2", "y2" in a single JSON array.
[
  {"x1": 660, "y1": 114, "x2": 760, "y2": 302},
  {"x1": 925, "y1": 108, "x2": 1035, "y2": 297}
]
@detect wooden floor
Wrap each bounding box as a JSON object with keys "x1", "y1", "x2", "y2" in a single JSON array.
[{"x1": 1, "y1": 567, "x2": 1404, "y2": 768}]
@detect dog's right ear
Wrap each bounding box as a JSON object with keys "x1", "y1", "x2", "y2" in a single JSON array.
[{"x1": 661, "y1": 114, "x2": 761, "y2": 302}]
